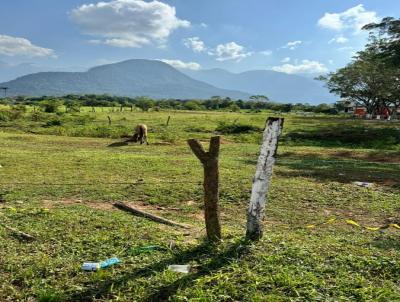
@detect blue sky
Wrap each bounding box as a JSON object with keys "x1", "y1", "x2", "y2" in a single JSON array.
[{"x1": 0, "y1": 0, "x2": 399, "y2": 75}]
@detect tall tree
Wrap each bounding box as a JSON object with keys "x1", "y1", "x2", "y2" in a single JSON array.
[
  {"x1": 319, "y1": 17, "x2": 400, "y2": 117},
  {"x1": 363, "y1": 17, "x2": 400, "y2": 67}
]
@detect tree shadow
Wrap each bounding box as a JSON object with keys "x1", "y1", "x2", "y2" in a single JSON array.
[
  {"x1": 67, "y1": 239, "x2": 251, "y2": 301},
  {"x1": 107, "y1": 139, "x2": 134, "y2": 147},
  {"x1": 272, "y1": 153, "x2": 400, "y2": 188},
  {"x1": 284, "y1": 125, "x2": 400, "y2": 149},
  {"x1": 370, "y1": 235, "x2": 400, "y2": 250}
]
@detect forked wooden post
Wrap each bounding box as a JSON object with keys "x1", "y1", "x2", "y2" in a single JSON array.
[
  {"x1": 246, "y1": 117, "x2": 284, "y2": 241},
  {"x1": 187, "y1": 136, "x2": 221, "y2": 241},
  {"x1": 107, "y1": 116, "x2": 112, "y2": 125}
]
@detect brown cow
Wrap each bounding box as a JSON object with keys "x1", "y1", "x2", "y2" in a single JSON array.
[{"x1": 132, "y1": 124, "x2": 149, "y2": 145}]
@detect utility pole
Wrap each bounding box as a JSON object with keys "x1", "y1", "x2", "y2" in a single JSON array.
[{"x1": 0, "y1": 87, "x2": 8, "y2": 98}]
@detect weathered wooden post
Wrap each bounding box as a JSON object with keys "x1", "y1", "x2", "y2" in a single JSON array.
[
  {"x1": 107, "y1": 116, "x2": 112, "y2": 125},
  {"x1": 246, "y1": 117, "x2": 284, "y2": 241},
  {"x1": 188, "y1": 136, "x2": 222, "y2": 242},
  {"x1": 166, "y1": 115, "x2": 171, "y2": 126}
]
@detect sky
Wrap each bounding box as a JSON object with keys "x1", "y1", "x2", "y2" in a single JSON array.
[{"x1": 0, "y1": 0, "x2": 399, "y2": 75}]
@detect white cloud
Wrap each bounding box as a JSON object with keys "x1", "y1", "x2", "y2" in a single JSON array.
[
  {"x1": 281, "y1": 40, "x2": 302, "y2": 50},
  {"x1": 281, "y1": 57, "x2": 291, "y2": 63},
  {"x1": 328, "y1": 35, "x2": 349, "y2": 44},
  {"x1": 272, "y1": 59, "x2": 328, "y2": 74},
  {"x1": 318, "y1": 4, "x2": 378, "y2": 33},
  {"x1": 70, "y1": 0, "x2": 190, "y2": 48},
  {"x1": 183, "y1": 37, "x2": 206, "y2": 52},
  {"x1": 160, "y1": 59, "x2": 201, "y2": 70},
  {"x1": 0, "y1": 34, "x2": 55, "y2": 57},
  {"x1": 200, "y1": 23, "x2": 208, "y2": 28},
  {"x1": 328, "y1": 59, "x2": 334, "y2": 65},
  {"x1": 259, "y1": 50, "x2": 272, "y2": 56},
  {"x1": 212, "y1": 42, "x2": 252, "y2": 61},
  {"x1": 337, "y1": 46, "x2": 354, "y2": 51},
  {"x1": 183, "y1": 38, "x2": 252, "y2": 62}
]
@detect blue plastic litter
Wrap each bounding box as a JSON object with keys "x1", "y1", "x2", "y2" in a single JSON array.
[{"x1": 100, "y1": 257, "x2": 121, "y2": 269}]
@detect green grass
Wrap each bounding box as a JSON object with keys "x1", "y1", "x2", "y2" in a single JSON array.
[{"x1": 0, "y1": 108, "x2": 399, "y2": 301}]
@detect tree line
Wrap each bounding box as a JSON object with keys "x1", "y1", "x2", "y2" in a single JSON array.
[
  {"x1": 0, "y1": 94, "x2": 340, "y2": 114},
  {"x1": 319, "y1": 17, "x2": 400, "y2": 118}
]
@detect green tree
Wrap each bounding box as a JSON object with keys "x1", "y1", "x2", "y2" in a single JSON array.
[
  {"x1": 363, "y1": 17, "x2": 400, "y2": 67},
  {"x1": 249, "y1": 95, "x2": 269, "y2": 102},
  {"x1": 135, "y1": 96, "x2": 155, "y2": 112},
  {"x1": 39, "y1": 99, "x2": 63, "y2": 113},
  {"x1": 65, "y1": 101, "x2": 81, "y2": 113}
]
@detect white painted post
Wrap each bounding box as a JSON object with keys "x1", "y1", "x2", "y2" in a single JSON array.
[{"x1": 246, "y1": 117, "x2": 284, "y2": 241}]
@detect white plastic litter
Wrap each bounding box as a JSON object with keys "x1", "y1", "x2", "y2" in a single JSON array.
[
  {"x1": 168, "y1": 265, "x2": 191, "y2": 273},
  {"x1": 354, "y1": 181, "x2": 373, "y2": 188},
  {"x1": 81, "y1": 262, "x2": 100, "y2": 271}
]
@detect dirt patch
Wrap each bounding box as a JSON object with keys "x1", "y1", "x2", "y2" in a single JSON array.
[
  {"x1": 41, "y1": 199, "x2": 115, "y2": 210},
  {"x1": 311, "y1": 207, "x2": 399, "y2": 226},
  {"x1": 40, "y1": 199, "x2": 195, "y2": 215},
  {"x1": 220, "y1": 138, "x2": 234, "y2": 144}
]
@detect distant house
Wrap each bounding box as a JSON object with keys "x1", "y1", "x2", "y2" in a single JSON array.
[
  {"x1": 337, "y1": 99, "x2": 399, "y2": 119},
  {"x1": 338, "y1": 100, "x2": 364, "y2": 116}
]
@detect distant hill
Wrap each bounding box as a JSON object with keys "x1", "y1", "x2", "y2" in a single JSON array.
[
  {"x1": 0, "y1": 61, "x2": 48, "y2": 83},
  {"x1": 183, "y1": 68, "x2": 336, "y2": 104},
  {"x1": 0, "y1": 59, "x2": 250, "y2": 99}
]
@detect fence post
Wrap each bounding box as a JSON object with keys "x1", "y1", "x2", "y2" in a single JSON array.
[
  {"x1": 246, "y1": 117, "x2": 284, "y2": 241},
  {"x1": 187, "y1": 136, "x2": 221, "y2": 242},
  {"x1": 107, "y1": 116, "x2": 112, "y2": 125},
  {"x1": 166, "y1": 115, "x2": 171, "y2": 126}
]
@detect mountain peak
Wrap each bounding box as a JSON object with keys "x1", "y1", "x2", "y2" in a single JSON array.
[{"x1": 1, "y1": 59, "x2": 250, "y2": 99}]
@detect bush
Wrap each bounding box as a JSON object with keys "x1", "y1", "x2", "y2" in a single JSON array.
[
  {"x1": 44, "y1": 119, "x2": 63, "y2": 127},
  {"x1": 0, "y1": 108, "x2": 25, "y2": 121},
  {"x1": 215, "y1": 121, "x2": 261, "y2": 134},
  {"x1": 12, "y1": 104, "x2": 27, "y2": 112},
  {"x1": 40, "y1": 100, "x2": 62, "y2": 113},
  {"x1": 0, "y1": 110, "x2": 12, "y2": 121}
]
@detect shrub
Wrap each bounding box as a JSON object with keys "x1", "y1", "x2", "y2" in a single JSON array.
[
  {"x1": 39, "y1": 100, "x2": 63, "y2": 113},
  {"x1": 0, "y1": 108, "x2": 25, "y2": 121},
  {"x1": 44, "y1": 119, "x2": 63, "y2": 127},
  {"x1": 0, "y1": 110, "x2": 12, "y2": 121}
]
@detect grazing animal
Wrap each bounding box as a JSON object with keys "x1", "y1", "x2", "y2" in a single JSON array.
[{"x1": 132, "y1": 124, "x2": 149, "y2": 145}]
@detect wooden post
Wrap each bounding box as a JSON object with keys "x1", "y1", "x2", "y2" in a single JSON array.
[
  {"x1": 246, "y1": 117, "x2": 284, "y2": 241},
  {"x1": 107, "y1": 116, "x2": 112, "y2": 125},
  {"x1": 187, "y1": 136, "x2": 221, "y2": 241},
  {"x1": 166, "y1": 115, "x2": 171, "y2": 126}
]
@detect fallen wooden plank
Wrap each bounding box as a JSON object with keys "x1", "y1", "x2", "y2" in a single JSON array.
[
  {"x1": 0, "y1": 222, "x2": 35, "y2": 241},
  {"x1": 113, "y1": 202, "x2": 191, "y2": 229}
]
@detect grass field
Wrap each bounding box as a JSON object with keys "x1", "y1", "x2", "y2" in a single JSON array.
[{"x1": 0, "y1": 108, "x2": 399, "y2": 301}]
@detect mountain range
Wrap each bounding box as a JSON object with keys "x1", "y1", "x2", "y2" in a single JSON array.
[
  {"x1": 0, "y1": 60, "x2": 249, "y2": 100},
  {"x1": 0, "y1": 59, "x2": 336, "y2": 103},
  {"x1": 183, "y1": 68, "x2": 335, "y2": 103}
]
